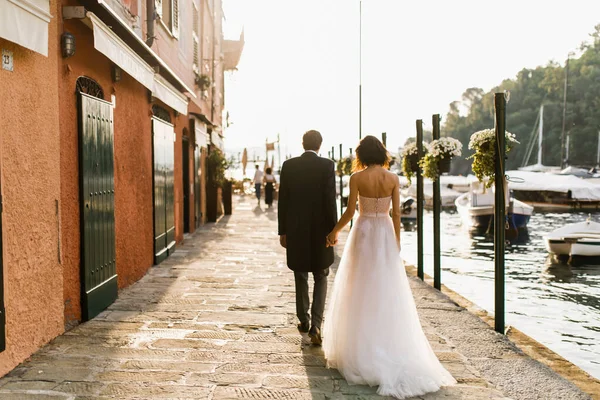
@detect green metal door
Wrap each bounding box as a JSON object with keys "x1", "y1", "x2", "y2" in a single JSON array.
[
  {"x1": 152, "y1": 117, "x2": 176, "y2": 264},
  {"x1": 78, "y1": 93, "x2": 117, "y2": 321},
  {"x1": 194, "y1": 146, "x2": 201, "y2": 228},
  {"x1": 182, "y1": 137, "x2": 190, "y2": 233}
]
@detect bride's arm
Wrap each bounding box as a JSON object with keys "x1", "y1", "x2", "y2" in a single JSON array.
[
  {"x1": 327, "y1": 174, "x2": 358, "y2": 246},
  {"x1": 391, "y1": 176, "x2": 401, "y2": 250}
]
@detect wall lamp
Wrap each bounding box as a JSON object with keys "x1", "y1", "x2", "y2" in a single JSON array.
[
  {"x1": 112, "y1": 65, "x2": 122, "y2": 82},
  {"x1": 61, "y1": 32, "x2": 75, "y2": 58}
]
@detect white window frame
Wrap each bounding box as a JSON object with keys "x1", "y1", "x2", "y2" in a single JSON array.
[
  {"x1": 192, "y1": 1, "x2": 199, "y2": 71},
  {"x1": 157, "y1": 0, "x2": 178, "y2": 38}
]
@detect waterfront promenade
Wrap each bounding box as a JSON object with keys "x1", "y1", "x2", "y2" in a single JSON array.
[{"x1": 0, "y1": 196, "x2": 593, "y2": 399}]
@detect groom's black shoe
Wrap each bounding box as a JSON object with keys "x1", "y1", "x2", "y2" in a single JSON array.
[
  {"x1": 308, "y1": 326, "x2": 322, "y2": 346},
  {"x1": 297, "y1": 322, "x2": 310, "y2": 333}
]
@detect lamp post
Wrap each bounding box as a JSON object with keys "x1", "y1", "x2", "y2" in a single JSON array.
[{"x1": 358, "y1": 0, "x2": 362, "y2": 141}]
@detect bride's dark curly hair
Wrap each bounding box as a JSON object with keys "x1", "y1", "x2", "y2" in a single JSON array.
[{"x1": 353, "y1": 135, "x2": 391, "y2": 171}]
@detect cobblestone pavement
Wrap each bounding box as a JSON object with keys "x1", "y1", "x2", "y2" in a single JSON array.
[{"x1": 0, "y1": 196, "x2": 591, "y2": 399}]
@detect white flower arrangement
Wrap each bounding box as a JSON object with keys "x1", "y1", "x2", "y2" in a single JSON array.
[
  {"x1": 428, "y1": 137, "x2": 463, "y2": 159},
  {"x1": 401, "y1": 142, "x2": 419, "y2": 157},
  {"x1": 468, "y1": 129, "x2": 519, "y2": 152},
  {"x1": 401, "y1": 142, "x2": 428, "y2": 183},
  {"x1": 418, "y1": 137, "x2": 462, "y2": 181}
]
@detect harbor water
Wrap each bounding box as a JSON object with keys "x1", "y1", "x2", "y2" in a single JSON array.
[{"x1": 402, "y1": 210, "x2": 600, "y2": 380}]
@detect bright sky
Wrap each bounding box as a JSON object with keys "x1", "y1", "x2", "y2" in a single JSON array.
[{"x1": 222, "y1": 0, "x2": 600, "y2": 160}]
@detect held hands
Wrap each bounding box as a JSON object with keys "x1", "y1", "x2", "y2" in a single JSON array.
[{"x1": 326, "y1": 230, "x2": 339, "y2": 247}]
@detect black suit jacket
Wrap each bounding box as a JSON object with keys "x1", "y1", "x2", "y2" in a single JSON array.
[{"x1": 278, "y1": 152, "x2": 338, "y2": 272}]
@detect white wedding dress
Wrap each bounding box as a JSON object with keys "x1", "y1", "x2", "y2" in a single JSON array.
[{"x1": 323, "y1": 195, "x2": 456, "y2": 399}]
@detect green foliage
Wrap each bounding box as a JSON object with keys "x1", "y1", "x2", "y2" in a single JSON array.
[
  {"x1": 195, "y1": 73, "x2": 211, "y2": 90},
  {"x1": 442, "y1": 25, "x2": 600, "y2": 173},
  {"x1": 467, "y1": 129, "x2": 519, "y2": 188},
  {"x1": 207, "y1": 149, "x2": 232, "y2": 186},
  {"x1": 415, "y1": 138, "x2": 461, "y2": 181},
  {"x1": 337, "y1": 156, "x2": 353, "y2": 176},
  {"x1": 401, "y1": 142, "x2": 427, "y2": 183},
  {"x1": 419, "y1": 153, "x2": 439, "y2": 181},
  {"x1": 402, "y1": 155, "x2": 418, "y2": 183}
]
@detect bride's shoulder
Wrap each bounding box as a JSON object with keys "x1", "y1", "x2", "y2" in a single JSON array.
[
  {"x1": 349, "y1": 170, "x2": 363, "y2": 180},
  {"x1": 384, "y1": 169, "x2": 400, "y2": 181}
]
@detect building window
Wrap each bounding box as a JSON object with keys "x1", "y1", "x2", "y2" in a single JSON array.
[
  {"x1": 157, "y1": 0, "x2": 179, "y2": 38},
  {"x1": 152, "y1": 105, "x2": 172, "y2": 123},
  {"x1": 192, "y1": 2, "x2": 200, "y2": 73},
  {"x1": 76, "y1": 77, "x2": 104, "y2": 99}
]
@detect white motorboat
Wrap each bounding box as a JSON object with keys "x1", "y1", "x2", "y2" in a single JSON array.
[
  {"x1": 405, "y1": 179, "x2": 464, "y2": 209},
  {"x1": 544, "y1": 218, "x2": 600, "y2": 258},
  {"x1": 400, "y1": 196, "x2": 417, "y2": 228},
  {"x1": 455, "y1": 182, "x2": 534, "y2": 229}
]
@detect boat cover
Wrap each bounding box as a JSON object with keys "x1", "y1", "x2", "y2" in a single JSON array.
[{"x1": 506, "y1": 170, "x2": 600, "y2": 201}]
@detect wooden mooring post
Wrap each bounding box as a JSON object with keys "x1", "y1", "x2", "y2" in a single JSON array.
[
  {"x1": 494, "y1": 93, "x2": 507, "y2": 334},
  {"x1": 339, "y1": 144, "x2": 344, "y2": 218},
  {"x1": 432, "y1": 114, "x2": 442, "y2": 290},
  {"x1": 416, "y1": 119, "x2": 424, "y2": 281}
]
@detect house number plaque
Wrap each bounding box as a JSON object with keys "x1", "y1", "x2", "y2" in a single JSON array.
[{"x1": 2, "y1": 49, "x2": 13, "y2": 72}]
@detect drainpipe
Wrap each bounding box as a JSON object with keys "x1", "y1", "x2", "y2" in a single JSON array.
[
  {"x1": 210, "y1": 7, "x2": 216, "y2": 123},
  {"x1": 146, "y1": 0, "x2": 155, "y2": 47}
]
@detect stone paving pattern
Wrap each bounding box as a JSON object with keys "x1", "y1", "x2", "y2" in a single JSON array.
[{"x1": 0, "y1": 196, "x2": 592, "y2": 399}]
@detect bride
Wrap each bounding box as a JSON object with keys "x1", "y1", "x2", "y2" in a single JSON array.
[{"x1": 323, "y1": 136, "x2": 456, "y2": 399}]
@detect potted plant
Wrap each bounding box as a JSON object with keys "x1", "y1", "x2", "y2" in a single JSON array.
[
  {"x1": 195, "y1": 73, "x2": 211, "y2": 91},
  {"x1": 467, "y1": 129, "x2": 519, "y2": 188},
  {"x1": 336, "y1": 155, "x2": 353, "y2": 176},
  {"x1": 336, "y1": 155, "x2": 353, "y2": 206},
  {"x1": 401, "y1": 142, "x2": 427, "y2": 183},
  {"x1": 206, "y1": 149, "x2": 231, "y2": 221},
  {"x1": 419, "y1": 137, "x2": 462, "y2": 180}
]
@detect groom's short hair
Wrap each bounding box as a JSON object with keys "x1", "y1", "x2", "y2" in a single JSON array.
[{"x1": 303, "y1": 130, "x2": 322, "y2": 151}]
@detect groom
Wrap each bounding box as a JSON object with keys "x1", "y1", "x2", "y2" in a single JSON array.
[{"x1": 278, "y1": 130, "x2": 338, "y2": 345}]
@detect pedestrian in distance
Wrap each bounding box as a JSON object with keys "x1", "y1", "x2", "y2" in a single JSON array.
[
  {"x1": 264, "y1": 167, "x2": 276, "y2": 208},
  {"x1": 253, "y1": 164, "x2": 264, "y2": 205}
]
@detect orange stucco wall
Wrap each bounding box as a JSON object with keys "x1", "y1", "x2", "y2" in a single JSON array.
[
  {"x1": 59, "y1": 18, "x2": 154, "y2": 326},
  {"x1": 187, "y1": 129, "x2": 196, "y2": 234},
  {"x1": 173, "y1": 112, "x2": 185, "y2": 244},
  {"x1": 0, "y1": 0, "x2": 64, "y2": 376}
]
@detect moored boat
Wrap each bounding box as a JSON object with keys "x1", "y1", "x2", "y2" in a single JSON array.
[
  {"x1": 544, "y1": 218, "x2": 600, "y2": 259},
  {"x1": 400, "y1": 196, "x2": 417, "y2": 228},
  {"x1": 455, "y1": 184, "x2": 534, "y2": 229}
]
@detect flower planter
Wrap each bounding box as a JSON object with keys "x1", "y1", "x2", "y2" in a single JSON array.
[
  {"x1": 438, "y1": 157, "x2": 451, "y2": 174},
  {"x1": 222, "y1": 180, "x2": 233, "y2": 215},
  {"x1": 468, "y1": 129, "x2": 519, "y2": 188},
  {"x1": 409, "y1": 156, "x2": 420, "y2": 172},
  {"x1": 206, "y1": 184, "x2": 218, "y2": 222}
]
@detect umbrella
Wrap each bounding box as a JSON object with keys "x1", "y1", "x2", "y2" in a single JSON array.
[{"x1": 241, "y1": 148, "x2": 248, "y2": 176}]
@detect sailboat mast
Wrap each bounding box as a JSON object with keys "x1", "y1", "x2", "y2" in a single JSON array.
[
  {"x1": 560, "y1": 54, "x2": 571, "y2": 169},
  {"x1": 596, "y1": 130, "x2": 600, "y2": 167},
  {"x1": 537, "y1": 105, "x2": 543, "y2": 165},
  {"x1": 565, "y1": 134, "x2": 570, "y2": 165}
]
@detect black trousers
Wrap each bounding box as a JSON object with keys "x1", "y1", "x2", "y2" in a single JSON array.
[{"x1": 294, "y1": 268, "x2": 329, "y2": 329}]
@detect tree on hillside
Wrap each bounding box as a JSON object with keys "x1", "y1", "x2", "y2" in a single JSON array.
[{"x1": 443, "y1": 25, "x2": 600, "y2": 175}]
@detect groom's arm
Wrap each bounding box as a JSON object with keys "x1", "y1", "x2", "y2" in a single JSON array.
[
  {"x1": 278, "y1": 162, "x2": 289, "y2": 237},
  {"x1": 325, "y1": 160, "x2": 338, "y2": 231}
]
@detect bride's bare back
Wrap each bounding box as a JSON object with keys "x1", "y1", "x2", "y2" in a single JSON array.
[
  {"x1": 352, "y1": 166, "x2": 399, "y2": 199},
  {"x1": 327, "y1": 165, "x2": 401, "y2": 249}
]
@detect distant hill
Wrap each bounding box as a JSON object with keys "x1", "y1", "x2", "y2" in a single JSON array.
[{"x1": 442, "y1": 25, "x2": 600, "y2": 175}]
